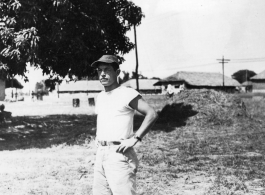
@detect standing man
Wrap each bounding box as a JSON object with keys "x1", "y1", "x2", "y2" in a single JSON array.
[{"x1": 91, "y1": 55, "x2": 158, "y2": 195}]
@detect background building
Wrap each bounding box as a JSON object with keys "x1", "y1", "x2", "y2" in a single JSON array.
[
  {"x1": 58, "y1": 80, "x2": 104, "y2": 95},
  {"x1": 250, "y1": 70, "x2": 265, "y2": 93},
  {"x1": 154, "y1": 71, "x2": 240, "y2": 93}
]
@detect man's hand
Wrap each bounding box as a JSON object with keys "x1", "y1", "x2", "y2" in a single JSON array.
[{"x1": 116, "y1": 138, "x2": 138, "y2": 153}]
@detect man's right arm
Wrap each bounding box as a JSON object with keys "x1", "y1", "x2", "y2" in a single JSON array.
[{"x1": 117, "y1": 95, "x2": 158, "y2": 153}]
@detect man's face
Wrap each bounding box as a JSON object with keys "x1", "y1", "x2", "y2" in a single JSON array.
[{"x1": 97, "y1": 63, "x2": 118, "y2": 86}]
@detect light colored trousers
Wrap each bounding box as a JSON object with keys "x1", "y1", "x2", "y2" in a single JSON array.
[{"x1": 92, "y1": 145, "x2": 139, "y2": 195}]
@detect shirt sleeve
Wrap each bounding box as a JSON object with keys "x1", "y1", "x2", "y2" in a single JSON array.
[{"x1": 124, "y1": 87, "x2": 141, "y2": 109}]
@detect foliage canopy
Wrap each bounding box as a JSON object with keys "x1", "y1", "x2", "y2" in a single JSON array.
[
  {"x1": 231, "y1": 69, "x2": 256, "y2": 84},
  {"x1": 0, "y1": 0, "x2": 144, "y2": 81}
]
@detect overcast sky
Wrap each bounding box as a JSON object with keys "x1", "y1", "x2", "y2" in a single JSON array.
[
  {"x1": 121, "y1": 0, "x2": 265, "y2": 79},
  {"x1": 19, "y1": 0, "x2": 265, "y2": 92}
]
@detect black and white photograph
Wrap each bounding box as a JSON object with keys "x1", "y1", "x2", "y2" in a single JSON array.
[{"x1": 1, "y1": 0, "x2": 265, "y2": 194}]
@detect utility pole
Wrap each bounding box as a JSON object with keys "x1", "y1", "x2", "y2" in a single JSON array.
[
  {"x1": 217, "y1": 56, "x2": 230, "y2": 87},
  {"x1": 134, "y1": 24, "x2": 139, "y2": 91},
  {"x1": 11, "y1": 75, "x2": 14, "y2": 98},
  {"x1": 57, "y1": 84, "x2": 60, "y2": 98}
]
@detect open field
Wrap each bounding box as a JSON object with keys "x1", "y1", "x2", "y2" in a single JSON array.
[
  {"x1": 2, "y1": 95, "x2": 96, "y2": 116},
  {"x1": 0, "y1": 93, "x2": 265, "y2": 195}
]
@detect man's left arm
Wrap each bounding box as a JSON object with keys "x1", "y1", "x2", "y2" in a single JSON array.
[{"x1": 117, "y1": 95, "x2": 158, "y2": 152}]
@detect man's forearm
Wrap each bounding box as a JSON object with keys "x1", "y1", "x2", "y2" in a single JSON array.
[
  {"x1": 117, "y1": 108, "x2": 158, "y2": 152},
  {"x1": 135, "y1": 109, "x2": 158, "y2": 139}
]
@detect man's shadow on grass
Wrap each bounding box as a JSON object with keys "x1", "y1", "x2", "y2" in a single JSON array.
[{"x1": 134, "y1": 103, "x2": 198, "y2": 132}]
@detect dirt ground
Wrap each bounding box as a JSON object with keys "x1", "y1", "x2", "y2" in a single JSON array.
[
  {"x1": 0, "y1": 144, "x2": 96, "y2": 195},
  {"x1": 0, "y1": 94, "x2": 265, "y2": 195}
]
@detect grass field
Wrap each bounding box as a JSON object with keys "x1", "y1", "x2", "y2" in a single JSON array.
[{"x1": 0, "y1": 93, "x2": 265, "y2": 195}]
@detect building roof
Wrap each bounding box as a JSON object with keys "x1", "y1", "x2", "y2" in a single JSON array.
[
  {"x1": 251, "y1": 70, "x2": 265, "y2": 80},
  {"x1": 5, "y1": 78, "x2": 23, "y2": 89},
  {"x1": 59, "y1": 80, "x2": 104, "y2": 92},
  {"x1": 122, "y1": 79, "x2": 161, "y2": 90},
  {"x1": 154, "y1": 71, "x2": 240, "y2": 87}
]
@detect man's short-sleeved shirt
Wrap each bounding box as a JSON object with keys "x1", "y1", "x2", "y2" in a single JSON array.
[{"x1": 95, "y1": 86, "x2": 140, "y2": 141}]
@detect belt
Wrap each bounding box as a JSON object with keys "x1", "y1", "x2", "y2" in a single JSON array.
[{"x1": 97, "y1": 141, "x2": 121, "y2": 146}]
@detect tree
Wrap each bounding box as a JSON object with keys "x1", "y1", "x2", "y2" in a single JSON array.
[
  {"x1": 231, "y1": 70, "x2": 256, "y2": 84},
  {"x1": 131, "y1": 71, "x2": 147, "y2": 79},
  {"x1": 44, "y1": 78, "x2": 59, "y2": 92},
  {"x1": 35, "y1": 80, "x2": 48, "y2": 95},
  {"x1": 0, "y1": 0, "x2": 144, "y2": 81},
  {"x1": 150, "y1": 77, "x2": 160, "y2": 80}
]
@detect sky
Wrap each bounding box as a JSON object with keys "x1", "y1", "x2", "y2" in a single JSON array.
[
  {"x1": 18, "y1": 0, "x2": 265, "y2": 92},
  {"x1": 121, "y1": 0, "x2": 265, "y2": 79}
]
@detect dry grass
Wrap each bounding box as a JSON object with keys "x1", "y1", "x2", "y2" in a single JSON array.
[
  {"x1": 137, "y1": 93, "x2": 265, "y2": 195},
  {"x1": 0, "y1": 92, "x2": 265, "y2": 194}
]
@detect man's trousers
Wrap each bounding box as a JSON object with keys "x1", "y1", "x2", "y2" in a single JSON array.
[{"x1": 92, "y1": 145, "x2": 139, "y2": 195}]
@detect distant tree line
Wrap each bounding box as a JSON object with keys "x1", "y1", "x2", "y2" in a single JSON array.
[
  {"x1": 118, "y1": 71, "x2": 160, "y2": 84},
  {"x1": 34, "y1": 80, "x2": 49, "y2": 95},
  {"x1": 232, "y1": 69, "x2": 256, "y2": 84}
]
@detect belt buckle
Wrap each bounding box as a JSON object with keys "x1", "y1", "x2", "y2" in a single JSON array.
[{"x1": 99, "y1": 140, "x2": 115, "y2": 146}]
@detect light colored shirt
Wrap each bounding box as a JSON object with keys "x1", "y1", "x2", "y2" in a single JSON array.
[{"x1": 95, "y1": 86, "x2": 140, "y2": 141}]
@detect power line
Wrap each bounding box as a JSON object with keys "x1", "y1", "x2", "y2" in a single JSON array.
[
  {"x1": 230, "y1": 57, "x2": 265, "y2": 61},
  {"x1": 230, "y1": 59, "x2": 265, "y2": 63},
  {"x1": 134, "y1": 56, "x2": 265, "y2": 74},
  {"x1": 160, "y1": 62, "x2": 218, "y2": 71},
  {"x1": 141, "y1": 56, "x2": 265, "y2": 71},
  {"x1": 139, "y1": 62, "x2": 218, "y2": 72}
]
